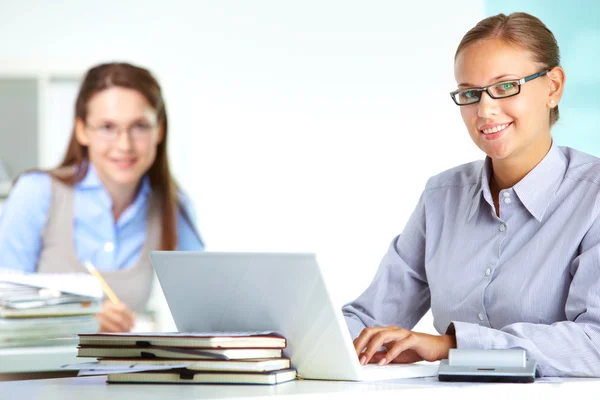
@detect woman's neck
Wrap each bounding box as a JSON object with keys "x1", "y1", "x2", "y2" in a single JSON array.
[
  {"x1": 489, "y1": 137, "x2": 552, "y2": 215},
  {"x1": 491, "y1": 157, "x2": 533, "y2": 190},
  {"x1": 95, "y1": 173, "x2": 141, "y2": 222},
  {"x1": 107, "y1": 184, "x2": 139, "y2": 222},
  {"x1": 86, "y1": 164, "x2": 143, "y2": 222}
]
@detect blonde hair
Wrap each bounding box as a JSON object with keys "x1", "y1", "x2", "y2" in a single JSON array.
[{"x1": 455, "y1": 12, "x2": 561, "y2": 126}]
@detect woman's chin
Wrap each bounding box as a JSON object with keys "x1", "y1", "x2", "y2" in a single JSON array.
[
  {"x1": 480, "y1": 141, "x2": 513, "y2": 161},
  {"x1": 107, "y1": 170, "x2": 145, "y2": 187}
]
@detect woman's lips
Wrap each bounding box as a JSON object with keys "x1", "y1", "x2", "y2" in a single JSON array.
[
  {"x1": 479, "y1": 122, "x2": 512, "y2": 140},
  {"x1": 112, "y1": 159, "x2": 136, "y2": 169}
]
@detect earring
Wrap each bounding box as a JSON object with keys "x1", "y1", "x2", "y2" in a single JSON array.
[{"x1": 549, "y1": 99, "x2": 556, "y2": 107}]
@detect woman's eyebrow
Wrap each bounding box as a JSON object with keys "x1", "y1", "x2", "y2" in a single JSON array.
[
  {"x1": 458, "y1": 74, "x2": 518, "y2": 88},
  {"x1": 130, "y1": 116, "x2": 151, "y2": 123}
]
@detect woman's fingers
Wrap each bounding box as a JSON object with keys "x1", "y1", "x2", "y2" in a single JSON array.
[
  {"x1": 379, "y1": 334, "x2": 419, "y2": 365},
  {"x1": 354, "y1": 327, "x2": 452, "y2": 365},
  {"x1": 353, "y1": 327, "x2": 386, "y2": 356},
  {"x1": 381, "y1": 333, "x2": 455, "y2": 364},
  {"x1": 96, "y1": 313, "x2": 126, "y2": 332},
  {"x1": 370, "y1": 348, "x2": 423, "y2": 365},
  {"x1": 356, "y1": 327, "x2": 411, "y2": 365},
  {"x1": 363, "y1": 328, "x2": 411, "y2": 364},
  {"x1": 369, "y1": 351, "x2": 388, "y2": 364},
  {"x1": 96, "y1": 301, "x2": 136, "y2": 332}
]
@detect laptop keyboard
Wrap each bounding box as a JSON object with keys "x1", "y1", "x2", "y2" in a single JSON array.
[{"x1": 361, "y1": 363, "x2": 416, "y2": 370}]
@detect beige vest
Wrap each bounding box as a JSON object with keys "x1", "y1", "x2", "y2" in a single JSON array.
[{"x1": 37, "y1": 177, "x2": 161, "y2": 313}]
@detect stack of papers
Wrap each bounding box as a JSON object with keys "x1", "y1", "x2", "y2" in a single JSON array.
[
  {"x1": 0, "y1": 272, "x2": 104, "y2": 299},
  {"x1": 0, "y1": 272, "x2": 102, "y2": 347}
]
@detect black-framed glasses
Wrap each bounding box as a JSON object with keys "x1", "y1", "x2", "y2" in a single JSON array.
[{"x1": 449, "y1": 69, "x2": 551, "y2": 106}]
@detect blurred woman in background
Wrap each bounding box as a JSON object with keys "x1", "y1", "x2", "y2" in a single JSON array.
[{"x1": 0, "y1": 62, "x2": 204, "y2": 332}]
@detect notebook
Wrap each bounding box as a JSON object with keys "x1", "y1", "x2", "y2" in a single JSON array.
[
  {"x1": 150, "y1": 252, "x2": 439, "y2": 381},
  {"x1": 99, "y1": 358, "x2": 291, "y2": 372},
  {"x1": 77, "y1": 346, "x2": 283, "y2": 360},
  {"x1": 107, "y1": 368, "x2": 297, "y2": 385},
  {"x1": 78, "y1": 332, "x2": 286, "y2": 348}
]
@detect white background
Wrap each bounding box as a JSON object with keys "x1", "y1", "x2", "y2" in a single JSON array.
[{"x1": 0, "y1": 0, "x2": 486, "y2": 331}]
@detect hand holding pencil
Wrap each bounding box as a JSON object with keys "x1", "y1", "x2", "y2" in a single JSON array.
[
  {"x1": 96, "y1": 300, "x2": 136, "y2": 332},
  {"x1": 84, "y1": 261, "x2": 136, "y2": 332}
]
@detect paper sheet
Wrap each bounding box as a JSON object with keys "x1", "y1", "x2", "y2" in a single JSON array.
[
  {"x1": 88, "y1": 331, "x2": 279, "y2": 337},
  {"x1": 61, "y1": 362, "x2": 191, "y2": 376},
  {"x1": 0, "y1": 272, "x2": 103, "y2": 298}
]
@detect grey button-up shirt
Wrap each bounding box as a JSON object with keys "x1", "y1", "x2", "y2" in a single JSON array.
[{"x1": 343, "y1": 143, "x2": 600, "y2": 377}]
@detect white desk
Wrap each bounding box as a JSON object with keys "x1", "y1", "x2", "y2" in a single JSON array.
[
  {"x1": 0, "y1": 375, "x2": 598, "y2": 400},
  {"x1": 0, "y1": 345, "x2": 78, "y2": 373}
]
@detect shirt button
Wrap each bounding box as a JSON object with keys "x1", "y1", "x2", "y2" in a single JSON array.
[
  {"x1": 504, "y1": 197, "x2": 511, "y2": 204},
  {"x1": 502, "y1": 192, "x2": 510, "y2": 198},
  {"x1": 485, "y1": 268, "x2": 491, "y2": 277},
  {"x1": 499, "y1": 223, "x2": 506, "y2": 232},
  {"x1": 104, "y1": 242, "x2": 115, "y2": 253},
  {"x1": 478, "y1": 313, "x2": 485, "y2": 321}
]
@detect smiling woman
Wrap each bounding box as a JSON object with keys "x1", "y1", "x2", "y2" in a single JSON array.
[
  {"x1": 343, "y1": 12, "x2": 600, "y2": 377},
  {"x1": 0, "y1": 63, "x2": 204, "y2": 332},
  {"x1": 74, "y1": 86, "x2": 164, "y2": 221}
]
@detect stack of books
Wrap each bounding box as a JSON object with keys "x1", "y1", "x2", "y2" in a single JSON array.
[
  {"x1": 0, "y1": 279, "x2": 101, "y2": 347},
  {"x1": 75, "y1": 332, "x2": 297, "y2": 384}
]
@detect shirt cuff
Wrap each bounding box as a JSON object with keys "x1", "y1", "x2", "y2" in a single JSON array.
[
  {"x1": 344, "y1": 315, "x2": 367, "y2": 341},
  {"x1": 452, "y1": 320, "x2": 492, "y2": 350}
]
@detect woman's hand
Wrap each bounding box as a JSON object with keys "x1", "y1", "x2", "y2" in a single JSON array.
[
  {"x1": 353, "y1": 326, "x2": 456, "y2": 365},
  {"x1": 95, "y1": 300, "x2": 136, "y2": 332}
]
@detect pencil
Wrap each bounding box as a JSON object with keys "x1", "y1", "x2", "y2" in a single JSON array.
[{"x1": 83, "y1": 261, "x2": 121, "y2": 304}]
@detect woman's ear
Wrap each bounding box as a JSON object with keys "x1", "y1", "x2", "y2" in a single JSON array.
[
  {"x1": 75, "y1": 118, "x2": 90, "y2": 146},
  {"x1": 547, "y1": 66, "x2": 565, "y2": 108}
]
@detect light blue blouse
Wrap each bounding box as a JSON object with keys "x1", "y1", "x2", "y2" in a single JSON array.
[
  {"x1": 0, "y1": 165, "x2": 203, "y2": 273},
  {"x1": 343, "y1": 143, "x2": 600, "y2": 377}
]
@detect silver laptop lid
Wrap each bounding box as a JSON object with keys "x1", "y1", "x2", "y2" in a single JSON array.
[{"x1": 150, "y1": 251, "x2": 361, "y2": 380}]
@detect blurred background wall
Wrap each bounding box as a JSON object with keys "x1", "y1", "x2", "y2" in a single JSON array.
[{"x1": 0, "y1": 0, "x2": 596, "y2": 331}]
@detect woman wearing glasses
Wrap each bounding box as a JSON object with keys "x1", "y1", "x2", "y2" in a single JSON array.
[
  {"x1": 0, "y1": 63, "x2": 204, "y2": 332},
  {"x1": 344, "y1": 12, "x2": 600, "y2": 376}
]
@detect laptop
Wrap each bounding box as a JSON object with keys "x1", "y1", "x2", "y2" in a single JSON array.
[{"x1": 149, "y1": 251, "x2": 438, "y2": 381}]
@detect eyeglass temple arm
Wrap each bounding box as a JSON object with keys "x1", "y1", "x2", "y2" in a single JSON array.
[{"x1": 520, "y1": 69, "x2": 551, "y2": 84}]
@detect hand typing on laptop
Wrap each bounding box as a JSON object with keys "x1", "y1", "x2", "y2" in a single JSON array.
[{"x1": 353, "y1": 326, "x2": 456, "y2": 366}]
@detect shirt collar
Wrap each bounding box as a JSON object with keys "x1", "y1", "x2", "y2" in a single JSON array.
[
  {"x1": 75, "y1": 163, "x2": 152, "y2": 210},
  {"x1": 467, "y1": 159, "x2": 490, "y2": 222},
  {"x1": 467, "y1": 142, "x2": 566, "y2": 223},
  {"x1": 76, "y1": 163, "x2": 104, "y2": 189},
  {"x1": 513, "y1": 142, "x2": 566, "y2": 222}
]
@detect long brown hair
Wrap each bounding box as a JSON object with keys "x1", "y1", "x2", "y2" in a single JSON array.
[
  {"x1": 455, "y1": 12, "x2": 561, "y2": 126},
  {"x1": 52, "y1": 62, "x2": 178, "y2": 250}
]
